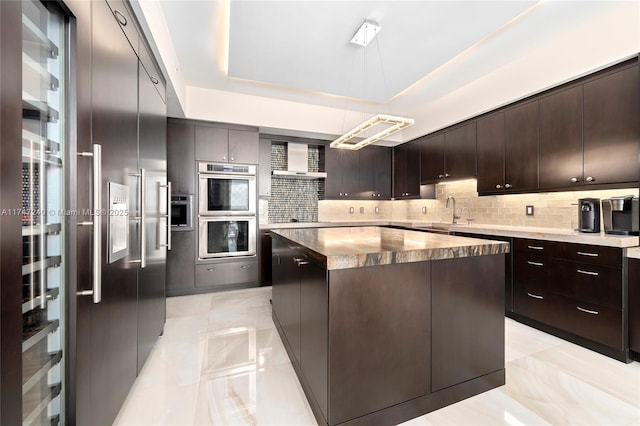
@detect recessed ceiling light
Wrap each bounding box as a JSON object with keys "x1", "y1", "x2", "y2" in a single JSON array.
[{"x1": 350, "y1": 20, "x2": 381, "y2": 47}]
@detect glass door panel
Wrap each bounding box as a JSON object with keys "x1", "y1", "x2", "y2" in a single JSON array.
[{"x1": 21, "y1": 1, "x2": 66, "y2": 424}]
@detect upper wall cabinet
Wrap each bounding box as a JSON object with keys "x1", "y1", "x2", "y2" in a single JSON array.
[
  {"x1": 477, "y1": 100, "x2": 539, "y2": 194},
  {"x1": 167, "y1": 120, "x2": 196, "y2": 194},
  {"x1": 503, "y1": 100, "x2": 539, "y2": 192},
  {"x1": 582, "y1": 63, "x2": 640, "y2": 186},
  {"x1": 393, "y1": 142, "x2": 420, "y2": 199},
  {"x1": 325, "y1": 148, "x2": 360, "y2": 199},
  {"x1": 419, "y1": 122, "x2": 476, "y2": 184},
  {"x1": 538, "y1": 84, "x2": 583, "y2": 190},
  {"x1": 358, "y1": 146, "x2": 392, "y2": 199},
  {"x1": 476, "y1": 112, "x2": 505, "y2": 194},
  {"x1": 195, "y1": 126, "x2": 259, "y2": 164}
]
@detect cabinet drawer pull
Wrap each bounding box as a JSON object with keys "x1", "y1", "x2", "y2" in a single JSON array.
[
  {"x1": 527, "y1": 261, "x2": 543, "y2": 266},
  {"x1": 576, "y1": 269, "x2": 598, "y2": 276},
  {"x1": 577, "y1": 306, "x2": 599, "y2": 315},
  {"x1": 527, "y1": 292, "x2": 544, "y2": 300},
  {"x1": 577, "y1": 251, "x2": 598, "y2": 257},
  {"x1": 240, "y1": 265, "x2": 250, "y2": 269},
  {"x1": 150, "y1": 76, "x2": 159, "y2": 85},
  {"x1": 206, "y1": 268, "x2": 215, "y2": 271},
  {"x1": 495, "y1": 184, "x2": 502, "y2": 189},
  {"x1": 527, "y1": 245, "x2": 544, "y2": 250}
]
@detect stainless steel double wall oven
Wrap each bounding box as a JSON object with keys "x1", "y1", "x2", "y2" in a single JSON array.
[{"x1": 197, "y1": 162, "x2": 257, "y2": 259}]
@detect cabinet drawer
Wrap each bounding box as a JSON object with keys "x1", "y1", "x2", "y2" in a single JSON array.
[
  {"x1": 513, "y1": 255, "x2": 551, "y2": 289},
  {"x1": 515, "y1": 239, "x2": 561, "y2": 257},
  {"x1": 513, "y1": 285, "x2": 564, "y2": 330},
  {"x1": 105, "y1": 0, "x2": 139, "y2": 55},
  {"x1": 195, "y1": 260, "x2": 258, "y2": 288},
  {"x1": 555, "y1": 260, "x2": 622, "y2": 309},
  {"x1": 560, "y1": 243, "x2": 622, "y2": 267},
  {"x1": 560, "y1": 295, "x2": 623, "y2": 350}
]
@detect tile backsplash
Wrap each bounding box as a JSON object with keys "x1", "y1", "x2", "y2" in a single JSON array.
[
  {"x1": 319, "y1": 179, "x2": 639, "y2": 229},
  {"x1": 267, "y1": 142, "x2": 324, "y2": 223}
]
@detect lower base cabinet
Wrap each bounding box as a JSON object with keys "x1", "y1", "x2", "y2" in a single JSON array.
[
  {"x1": 271, "y1": 235, "x2": 505, "y2": 426},
  {"x1": 167, "y1": 231, "x2": 196, "y2": 295},
  {"x1": 513, "y1": 238, "x2": 629, "y2": 362},
  {"x1": 629, "y1": 258, "x2": 640, "y2": 357},
  {"x1": 195, "y1": 259, "x2": 258, "y2": 289}
]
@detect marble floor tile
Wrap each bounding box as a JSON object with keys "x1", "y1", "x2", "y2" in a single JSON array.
[
  {"x1": 504, "y1": 317, "x2": 564, "y2": 362},
  {"x1": 116, "y1": 287, "x2": 640, "y2": 426}
]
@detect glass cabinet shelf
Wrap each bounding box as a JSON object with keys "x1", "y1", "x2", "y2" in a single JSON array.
[
  {"x1": 22, "y1": 129, "x2": 60, "y2": 154},
  {"x1": 22, "y1": 287, "x2": 59, "y2": 314},
  {"x1": 23, "y1": 52, "x2": 59, "y2": 91},
  {"x1": 22, "y1": 255, "x2": 62, "y2": 277},
  {"x1": 23, "y1": 382, "x2": 61, "y2": 425},
  {"x1": 22, "y1": 319, "x2": 59, "y2": 353},
  {"x1": 22, "y1": 223, "x2": 61, "y2": 237},
  {"x1": 22, "y1": 13, "x2": 58, "y2": 59},
  {"x1": 22, "y1": 350, "x2": 62, "y2": 395},
  {"x1": 22, "y1": 95, "x2": 59, "y2": 123}
]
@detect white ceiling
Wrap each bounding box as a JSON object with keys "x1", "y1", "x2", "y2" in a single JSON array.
[{"x1": 134, "y1": 0, "x2": 640, "y2": 144}]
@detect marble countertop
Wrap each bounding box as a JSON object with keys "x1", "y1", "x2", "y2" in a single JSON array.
[
  {"x1": 627, "y1": 247, "x2": 640, "y2": 259},
  {"x1": 271, "y1": 226, "x2": 509, "y2": 270},
  {"x1": 262, "y1": 220, "x2": 639, "y2": 249}
]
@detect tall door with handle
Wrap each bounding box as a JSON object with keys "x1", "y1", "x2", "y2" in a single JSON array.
[
  {"x1": 75, "y1": 1, "x2": 139, "y2": 424},
  {"x1": 136, "y1": 54, "x2": 168, "y2": 374}
]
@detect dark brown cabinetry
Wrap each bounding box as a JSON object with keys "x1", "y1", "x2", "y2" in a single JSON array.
[
  {"x1": 259, "y1": 230, "x2": 272, "y2": 285},
  {"x1": 167, "y1": 120, "x2": 196, "y2": 195},
  {"x1": 504, "y1": 101, "x2": 539, "y2": 191},
  {"x1": 324, "y1": 147, "x2": 359, "y2": 199},
  {"x1": 538, "y1": 85, "x2": 583, "y2": 189},
  {"x1": 393, "y1": 142, "x2": 420, "y2": 199},
  {"x1": 629, "y1": 258, "x2": 640, "y2": 356},
  {"x1": 477, "y1": 111, "x2": 505, "y2": 194},
  {"x1": 272, "y1": 233, "x2": 506, "y2": 426},
  {"x1": 513, "y1": 238, "x2": 628, "y2": 361},
  {"x1": 358, "y1": 146, "x2": 392, "y2": 198},
  {"x1": 195, "y1": 125, "x2": 259, "y2": 164},
  {"x1": 583, "y1": 63, "x2": 640, "y2": 186},
  {"x1": 477, "y1": 101, "x2": 538, "y2": 194},
  {"x1": 453, "y1": 232, "x2": 514, "y2": 315},
  {"x1": 167, "y1": 231, "x2": 196, "y2": 296},
  {"x1": 420, "y1": 123, "x2": 476, "y2": 184}
]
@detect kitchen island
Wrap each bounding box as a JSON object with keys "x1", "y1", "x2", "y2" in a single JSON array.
[{"x1": 270, "y1": 226, "x2": 510, "y2": 426}]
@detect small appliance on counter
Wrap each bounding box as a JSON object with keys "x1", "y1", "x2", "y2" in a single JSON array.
[
  {"x1": 602, "y1": 195, "x2": 639, "y2": 235},
  {"x1": 578, "y1": 198, "x2": 600, "y2": 233}
]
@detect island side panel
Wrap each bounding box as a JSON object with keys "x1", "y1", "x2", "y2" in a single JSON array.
[
  {"x1": 328, "y1": 262, "x2": 431, "y2": 426},
  {"x1": 431, "y1": 254, "x2": 506, "y2": 392}
]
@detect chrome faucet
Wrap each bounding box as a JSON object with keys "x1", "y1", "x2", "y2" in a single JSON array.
[
  {"x1": 460, "y1": 207, "x2": 474, "y2": 225},
  {"x1": 446, "y1": 196, "x2": 461, "y2": 224}
]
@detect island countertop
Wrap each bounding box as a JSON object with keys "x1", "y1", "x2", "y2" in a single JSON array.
[{"x1": 271, "y1": 226, "x2": 509, "y2": 270}]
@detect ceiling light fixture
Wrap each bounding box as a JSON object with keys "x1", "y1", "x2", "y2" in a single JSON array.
[
  {"x1": 350, "y1": 20, "x2": 381, "y2": 47},
  {"x1": 330, "y1": 114, "x2": 414, "y2": 150},
  {"x1": 332, "y1": 20, "x2": 414, "y2": 150}
]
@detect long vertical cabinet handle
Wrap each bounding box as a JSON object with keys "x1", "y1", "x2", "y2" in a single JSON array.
[
  {"x1": 140, "y1": 168, "x2": 146, "y2": 268},
  {"x1": 77, "y1": 144, "x2": 102, "y2": 303},
  {"x1": 159, "y1": 181, "x2": 171, "y2": 251}
]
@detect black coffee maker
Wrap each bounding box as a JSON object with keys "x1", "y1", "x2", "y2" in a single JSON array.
[
  {"x1": 602, "y1": 196, "x2": 639, "y2": 235},
  {"x1": 578, "y1": 198, "x2": 600, "y2": 233}
]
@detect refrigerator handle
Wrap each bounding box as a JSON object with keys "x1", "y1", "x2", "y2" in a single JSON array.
[
  {"x1": 159, "y1": 181, "x2": 172, "y2": 251},
  {"x1": 140, "y1": 168, "x2": 146, "y2": 268},
  {"x1": 77, "y1": 144, "x2": 102, "y2": 303}
]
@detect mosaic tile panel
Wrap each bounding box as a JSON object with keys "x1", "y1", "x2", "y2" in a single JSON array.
[{"x1": 268, "y1": 142, "x2": 324, "y2": 223}]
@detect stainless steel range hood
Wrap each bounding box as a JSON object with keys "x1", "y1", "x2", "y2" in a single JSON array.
[{"x1": 272, "y1": 143, "x2": 327, "y2": 179}]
